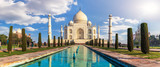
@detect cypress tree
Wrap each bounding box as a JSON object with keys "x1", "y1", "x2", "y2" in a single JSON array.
[
  {"x1": 48, "y1": 35, "x2": 50, "y2": 47},
  {"x1": 99, "y1": 38, "x2": 101, "y2": 47},
  {"x1": 22, "y1": 28, "x2": 27, "y2": 51},
  {"x1": 53, "y1": 36, "x2": 56, "y2": 47},
  {"x1": 102, "y1": 39, "x2": 104, "y2": 47},
  {"x1": 115, "y1": 33, "x2": 118, "y2": 49},
  {"x1": 107, "y1": 40, "x2": 110, "y2": 48},
  {"x1": 127, "y1": 28, "x2": 133, "y2": 52},
  {"x1": 68, "y1": 40, "x2": 69, "y2": 45},
  {"x1": 58, "y1": 37, "x2": 60, "y2": 46},
  {"x1": 38, "y1": 33, "x2": 42, "y2": 48},
  {"x1": 95, "y1": 39, "x2": 97, "y2": 46},
  {"x1": 8, "y1": 26, "x2": 13, "y2": 54},
  {"x1": 141, "y1": 23, "x2": 149, "y2": 54},
  {"x1": 61, "y1": 37, "x2": 63, "y2": 46},
  {"x1": 92, "y1": 39, "x2": 94, "y2": 46},
  {"x1": 65, "y1": 40, "x2": 66, "y2": 46}
]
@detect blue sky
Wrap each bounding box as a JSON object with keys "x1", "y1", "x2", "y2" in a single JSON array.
[{"x1": 0, "y1": 0, "x2": 160, "y2": 43}]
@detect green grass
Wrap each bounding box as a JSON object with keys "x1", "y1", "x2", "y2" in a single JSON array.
[
  {"x1": 0, "y1": 45, "x2": 69, "y2": 57},
  {"x1": 1, "y1": 45, "x2": 19, "y2": 49},
  {"x1": 93, "y1": 46, "x2": 160, "y2": 59}
]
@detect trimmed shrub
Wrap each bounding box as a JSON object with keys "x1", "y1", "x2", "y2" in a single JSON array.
[
  {"x1": 8, "y1": 26, "x2": 13, "y2": 53},
  {"x1": 115, "y1": 33, "x2": 118, "y2": 49},
  {"x1": 95, "y1": 39, "x2": 97, "y2": 46},
  {"x1": 38, "y1": 33, "x2": 42, "y2": 48},
  {"x1": 53, "y1": 36, "x2": 56, "y2": 47},
  {"x1": 107, "y1": 40, "x2": 110, "y2": 48},
  {"x1": 127, "y1": 28, "x2": 133, "y2": 52},
  {"x1": 65, "y1": 40, "x2": 66, "y2": 46},
  {"x1": 58, "y1": 37, "x2": 60, "y2": 46},
  {"x1": 99, "y1": 38, "x2": 101, "y2": 47},
  {"x1": 67, "y1": 40, "x2": 69, "y2": 45},
  {"x1": 48, "y1": 35, "x2": 50, "y2": 47},
  {"x1": 102, "y1": 39, "x2": 104, "y2": 47},
  {"x1": 22, "y1": 28, "x2": 27, "y2": 51},
  {"x1": 141, "y1": 23, "x2": 149, "y2": 54},
  {"x1": 61, "y1": 37, "x2": 63, "y2": 46}
]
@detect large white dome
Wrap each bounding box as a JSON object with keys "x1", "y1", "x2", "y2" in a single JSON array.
[{"x1": 73, "y1": 10, "x2": 88, "y2": 22}]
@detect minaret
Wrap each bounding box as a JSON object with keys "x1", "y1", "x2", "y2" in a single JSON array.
[
  {"x1": 48, "y1": 14, "x2": 52, "y2": 41},
  {"x1": 60, "y1": 25, "x2": 63, "y2": 38},
  {"x1": 97, "y1": 26, "x2": 100, "y2": 39},
  {"x1": 109, "y1": 14, "x2": 112, "y2": 44}
]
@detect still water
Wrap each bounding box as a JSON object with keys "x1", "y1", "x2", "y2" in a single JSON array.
[{"x1": 18, "y1": 45, "x2": 115, "y2": 67}]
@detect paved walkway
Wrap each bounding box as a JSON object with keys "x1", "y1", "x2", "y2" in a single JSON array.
[
  {"x1": 0, "y1": 46, "x2": 71, "y2": 67},
  {"x1": 86, "y1": 45, "x2": 160, "y2": 67}
]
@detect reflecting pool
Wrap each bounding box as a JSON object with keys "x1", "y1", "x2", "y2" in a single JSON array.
[{"x1": 17, "y1": 45, "x2": 116, "y2": 67}]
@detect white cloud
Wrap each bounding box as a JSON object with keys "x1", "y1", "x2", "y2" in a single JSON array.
[
  {"x1": 125, "y1": 19, "x2": 139, "y2": 24},
  {"x1": 0, "y1": 26, "x2": 9, "y2": 35},
  {"x1": 104, "y1": 16, "x2": 139, "y2": 25},
  {"x1": 104, "y1": 22, "x2": 108, "y2": 24},
  {"x1": 101, "y1": 25, "x2": 131, "y2": 32},
  {"x1": 53, "y1": 17, "x2": 65, "y2": 22},
  {"x1": 0, "y1": 0, "x2": 77, "y2": 26},
  {"x1": 112, "y1": 16, "x2": 124, "y2": 24},
  {"x1": 121, "y1": 32, "x2": 127, "y2": 35},
  {"x1": 25, "y1": 27, "x2": 38, "y2": 31}
]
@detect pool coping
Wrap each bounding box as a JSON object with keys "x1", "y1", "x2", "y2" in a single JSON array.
[
  {"x1": 85, "y1": 45, "x2": 160, "y2": 67},
  {"x1": 0, "y1": 46, "x2": 72, "y2": 67}
]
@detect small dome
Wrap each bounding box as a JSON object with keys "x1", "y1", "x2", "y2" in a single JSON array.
[
  {"x1": 73, "y1": 10, "x2": 88, "y2": 22},
  {"x1": 69, "y1": 21, "x2": 73, "y2": 26},
  {"x1": 88, "y1": 21, "x2": 92, "y2": 26},
  {"x1": 17, "y1": 28, "x2": 21, "y2": 33},
  {"x1": 13, "y1": 31, "x2": 16, "y2": 33},
  {"x1": 109, "y1": 14, "x2": 112, "y2": 17}
]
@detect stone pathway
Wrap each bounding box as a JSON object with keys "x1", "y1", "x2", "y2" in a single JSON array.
[
  {"x1": 86, "y1": 45, "x2": 160, "y2": 67},
  {"x1": 0, "y1": 46, "x2": 71, "y2": 67}
]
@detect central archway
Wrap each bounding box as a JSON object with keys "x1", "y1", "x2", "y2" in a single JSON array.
[{"x1": 77, "y1": 28, "x2": 84, "y2": 39}]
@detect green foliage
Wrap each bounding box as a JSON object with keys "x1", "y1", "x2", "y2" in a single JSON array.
[
  {"x1": 58, "y1": 37, "x2": 60, "y2": 46},
  {"x1": 53, "y1": 36, "x2": 56, "y2": 47},
  {"x1": 92, "y1": 39, "x2": 94, "y2": 46},
  {"x1": 61, "y1": 37, "x2": 63, "y2": 46},
  {"x1": 8, "y1": 26, "x2": 13, "y2": 54},
  {"x1": 99, "y1": 38, "x2": 101, "y2": 47},
  {"x1": 22, "y1": 28, "x2": 27, "y2": 51},
  {"x1": 141, "y1": 23, "x2": 150, "y2": 54},
  {"x1": 38, "y1": 33, "x2": 42, "y2": 48},
  {"x1": 48, "y1": 35, "x2": 50, "y2": 47},
  {"x1": 115, "y1": 33, "x2": 118, "y2": 49},
  {"x1": 95, "y1": 39, "x2": 97, "y2": 46},
  {"x1": 0, "y1": 34, "x2": 8, "y2": 45},
  {"x1": 65, "y1": 40, "x2": 66, "y2": 45},
  {"x1": 127, "y1": 28, "x2": 134, "y2": 52},
  {"x1": 107, "y1": 40, "x2": 110, "y2": 48},
  {"x1": 102, "y1": 39, "x2": 104, "y2": 47},
  {"x1": 67, "y1": 40, "x2": 69, "y2": 45}
]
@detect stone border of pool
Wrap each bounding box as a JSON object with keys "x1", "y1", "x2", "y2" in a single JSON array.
[
  {"x1": 85, "y1": 45, "x2": 160, "y2": 67},
  {"x1": 0, "y1": 46, "x2": 72, "y2": 67}
]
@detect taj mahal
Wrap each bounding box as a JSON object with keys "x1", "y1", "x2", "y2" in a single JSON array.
[{"x1": 48, "y1": 10, "x2": 113, "y2": 44}]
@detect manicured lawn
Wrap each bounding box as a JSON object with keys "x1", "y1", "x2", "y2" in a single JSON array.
[
  {"x1": 0, "y1": 45, "x2": 69, "y2": 57},
  {"x1": 93, "y1": 46, "x2": 160, "y2": 59},
  {"x1": 150, "y1": 47, "x2": 160, "y2": 49},
  {"x1": 1, "y1": 45, "x2": 19, "y2": 49}
]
